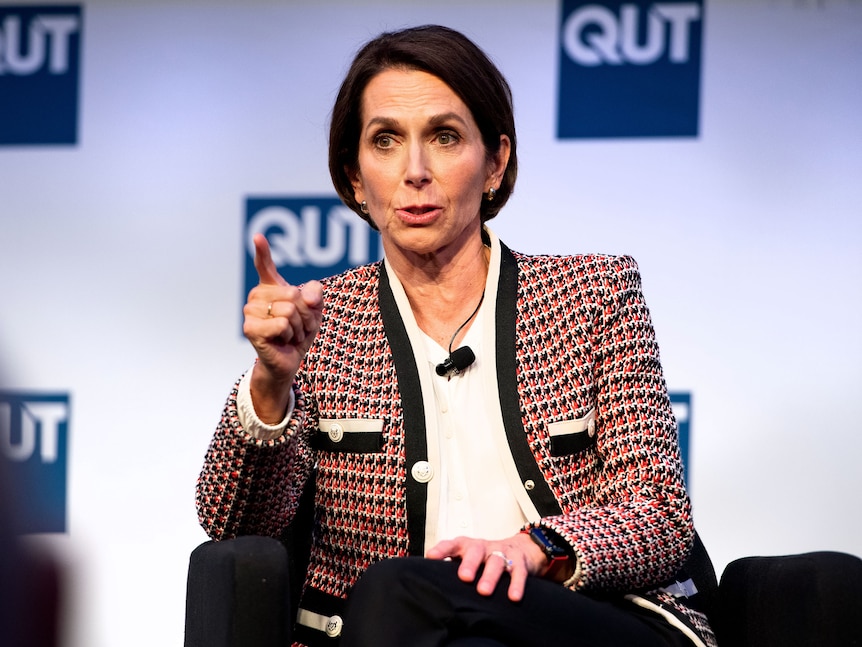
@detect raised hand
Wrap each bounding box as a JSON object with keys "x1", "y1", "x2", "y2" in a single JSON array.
[{"x1": 243, "y1": 233, "x2": 324, "y2": 423}]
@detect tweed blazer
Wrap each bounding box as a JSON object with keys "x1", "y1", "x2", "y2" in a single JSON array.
[{"x1": 197, "y1": 240, "x2": 717, "y2": 647}]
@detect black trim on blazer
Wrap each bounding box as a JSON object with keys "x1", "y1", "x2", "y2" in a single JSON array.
[
  {"x1": 294, "y1": 587, "x2": 346, "y2": 646},
  {"x1": 312, "y1": 431, "x2": 385, "y2": 454},
  {"x1": 377, "y1": 264, "x2": 428, "y2": 557},
  {"x1": 549, "y1": 431, "x2": 597, "y2": 457},
  {"x1": 496, "y1": 243, "x2": 563, "y2": 518}
]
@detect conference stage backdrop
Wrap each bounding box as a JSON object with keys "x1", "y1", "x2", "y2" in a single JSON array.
[{"x1": 1, "y1": 1, "x2": 860, "y2": 645}]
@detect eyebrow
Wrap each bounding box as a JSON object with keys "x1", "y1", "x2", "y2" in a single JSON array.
[{"x1": 364, "y1": 112, "x2": 470, "y2": 132}]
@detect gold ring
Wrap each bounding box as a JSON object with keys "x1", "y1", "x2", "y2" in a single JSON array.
[{"x1": 267, "y1": 302, "x2": 273, "y2": 317}]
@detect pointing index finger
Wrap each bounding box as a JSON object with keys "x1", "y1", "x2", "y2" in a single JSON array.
[{"x1": 253, "y1": 233, "x2": 287, "y2": 286}]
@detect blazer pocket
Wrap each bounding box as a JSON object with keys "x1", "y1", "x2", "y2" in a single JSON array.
[
  {"x1": 548, "y1": 408, "x2": 597, "y2": 457},
  {"x1": 313, "y1": 418, "x2": 385, "y2": 453}
]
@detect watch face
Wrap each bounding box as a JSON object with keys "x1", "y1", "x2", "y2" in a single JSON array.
[{"x1": 530, "y1": 528, "x2": 567, "y2": 559}]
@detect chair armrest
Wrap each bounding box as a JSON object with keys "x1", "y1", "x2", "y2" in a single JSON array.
[
  {"x1": 716, "y1": 551, "x2": 862, "y2": 647},
  {"x1": 184, "y1": 536, "x2": 291, "y2": 647}
]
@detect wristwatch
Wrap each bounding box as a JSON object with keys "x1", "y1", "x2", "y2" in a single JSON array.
[{"x1": 522, "y1": 527, "x2": 572, "y2": 579}]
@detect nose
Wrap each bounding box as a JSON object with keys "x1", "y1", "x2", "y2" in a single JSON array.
[{"x1": 404, "y1": 140, "x2": 431, "y2": 188}]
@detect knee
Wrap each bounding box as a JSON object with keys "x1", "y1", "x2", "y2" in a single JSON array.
[
  {"x1": 342, "y1": 558, "x2": 460, "y2": 646},
  {"x1": 350, "y1": 556, "x2": 428, "y2": 600},
  {"x1": 347, "y1": 556, "x2": 460, "y2": 619}
]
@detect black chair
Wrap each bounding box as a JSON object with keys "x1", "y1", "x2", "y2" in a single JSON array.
[
  {"x1": 186, "y1": 477, "x2": 314, "y2": 647},
  {"x1": 713, "y1": 551, "x2": 862, "y2": 646},
  {"x1": 184, "y1": 527, "x2": 862, "y2": 646}
]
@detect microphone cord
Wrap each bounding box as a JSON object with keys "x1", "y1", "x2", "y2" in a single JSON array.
[{"x1": 447, "y1": 290, "x2": 485, "y2": 356}]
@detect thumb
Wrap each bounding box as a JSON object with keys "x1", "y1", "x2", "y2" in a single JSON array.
[
  {"x1": 300, "y1": 280, "x2": 324, "y2": 311},
  {"x1": 253, "y1": 233, "x2": 287, "y2": 286}
]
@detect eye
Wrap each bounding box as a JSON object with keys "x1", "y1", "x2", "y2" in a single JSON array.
[
  {"x1": 436, "y1": 131, "x2": 459, "y2": 145},
  {"x1": 374, "y1": 134, "x2": 394, "y2": 148}
]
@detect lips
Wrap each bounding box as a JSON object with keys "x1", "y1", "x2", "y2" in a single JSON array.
[{"x1": 397, "y1": 204, "x2": 441, "y2": 224}]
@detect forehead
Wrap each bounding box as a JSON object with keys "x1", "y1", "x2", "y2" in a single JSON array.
[{"x1": 359, "y1": 68, "x2": 474, "y2": 124}]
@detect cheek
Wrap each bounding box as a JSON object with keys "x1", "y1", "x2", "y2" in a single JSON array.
[
  {"x1": 453, "y1": 161, "x2": 491, "y2": 201},
  {"x1": 367, "y1": 205, "x2": 386, "y2": 226},
  {"x1": 355, "y1": 160, "x2": 397, "y2": 199}
]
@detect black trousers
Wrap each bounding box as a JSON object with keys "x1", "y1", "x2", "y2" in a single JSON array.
[{"x1": 339, "y1": 557, "x2": 688, "y2": 647}]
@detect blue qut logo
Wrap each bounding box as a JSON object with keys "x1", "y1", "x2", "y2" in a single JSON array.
[
  {"x1": 0, "y1": 392, "x2": 70, "y2": 533},
  {"x1": 558, "y1": 0, "x2": 703, "y2": 138},
  {"x1": 0, "y1": 5, "x2": 83, "y2": 145},
  {"x1": 669, "y1": 391, "x2": 692, "y2": 487},
  {"x1": 243, "y1": 197, "x2": 383, "y2": 315}
]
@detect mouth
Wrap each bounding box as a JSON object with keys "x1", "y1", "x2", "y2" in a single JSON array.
[{"x1": 397, "y1": 204, "x2": 441, "y2": 224}]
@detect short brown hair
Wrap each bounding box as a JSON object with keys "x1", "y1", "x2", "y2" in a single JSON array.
[{"x1": 328, "y1": 25, "x2": 518, "y2": 227}]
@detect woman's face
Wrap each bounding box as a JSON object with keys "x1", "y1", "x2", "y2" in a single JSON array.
[{"x1": 349, "y1": 68, "x2": 510, "y2": 263}]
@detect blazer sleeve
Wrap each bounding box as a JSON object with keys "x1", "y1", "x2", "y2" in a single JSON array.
[
  {"x1": 195, "y1": 375, "x2": 316, "y2": 540},
  {"x1": 539, "y1": 255, "x2": 693, "y2": 592}
]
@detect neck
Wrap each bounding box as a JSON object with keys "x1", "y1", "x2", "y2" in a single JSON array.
[{"x1": 387, "y1": 233, "x2": 490, "y2": 348}]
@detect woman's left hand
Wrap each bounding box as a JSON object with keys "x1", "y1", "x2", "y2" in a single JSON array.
[{"x1": 426, "y1": 533, "x2": 548, "y2": 602}]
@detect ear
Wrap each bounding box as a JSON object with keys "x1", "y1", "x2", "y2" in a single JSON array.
[
  {"x1": 486, "y1": 134, "x2": 511, "y2": 188},
  {"x1": 346, "y1": 164, "x2": 365, "y2": 206}
]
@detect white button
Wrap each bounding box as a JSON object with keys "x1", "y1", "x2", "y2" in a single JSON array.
[
  {"x1": 325, "y1": 615, "x2": 343, "y2": 637},
  {"x1": 454, "y1": 490, "x2": 463, "y2": 501},
  {"x1": 411, "y1": 461, "x2": 434, "y2": 483},
  {"x1": 524, "y1": 480, "x2": 535, "y2": 491},
  {"x1": 328, "y1": 423, "x2": 344, "y2": 443},
  {"x1": 587, "y1": 420, "x2": 596, "y2": 438}
]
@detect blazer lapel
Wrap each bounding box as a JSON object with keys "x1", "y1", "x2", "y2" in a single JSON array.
[
  {"x1": 377, "y1": 263, "x2": 429, "y2": 556},
  {"x1": 495, "y1": 243, "x2": 563, "y2": 518}
]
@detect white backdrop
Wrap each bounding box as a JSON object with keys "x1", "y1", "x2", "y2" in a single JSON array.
[{"x1": 1, "y1": 1, "x2": 860, "y2": 645}]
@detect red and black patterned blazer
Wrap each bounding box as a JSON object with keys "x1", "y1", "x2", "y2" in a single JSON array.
[{"x1": 197, "y1": 241, "x2": 717, "y2": 647}]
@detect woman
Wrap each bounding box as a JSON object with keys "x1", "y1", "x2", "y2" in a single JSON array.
[{"x1": 197, "y1": 25, "x2": 717, "y2": 647}]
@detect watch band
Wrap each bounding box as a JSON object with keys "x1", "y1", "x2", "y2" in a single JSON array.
[
  {"x1": 521, "y1": 526, "x2": 575, "y2": 582},
  {"x1": 522, "y1": 527, "x2": 569, "y2": 562},
  {"x1": 522, "y1": 527, "x2": 573, "y2": 580}
]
